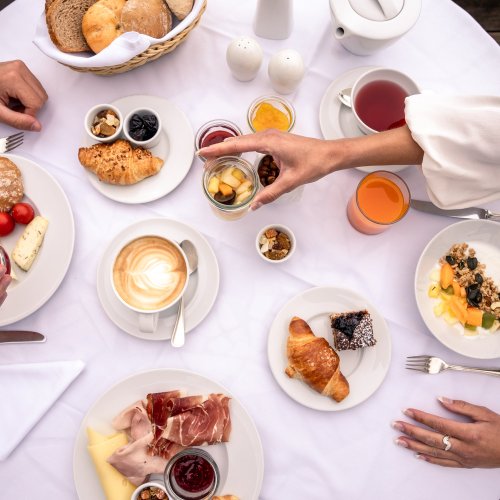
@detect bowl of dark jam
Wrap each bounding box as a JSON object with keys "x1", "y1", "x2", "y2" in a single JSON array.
[
  {"x1": 164, "y1": 448, "x2": 220, "y2": 500},
  {"x1": 124, "y1": 107, "x2": 162, "y2": 148},
  {"x1": 195, "y1": 119, "x2": 242, "y2": 160}
]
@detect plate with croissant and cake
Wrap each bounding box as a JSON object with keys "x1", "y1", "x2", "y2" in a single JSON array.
[
  {"x1": 78, "y1": 94, "x2": 194, "y2": 204},
  {"x1": 268, "y1": 286, "x2": 391, "y2": 411},
  {"x1": 0, "y1": 154, "x2": 74, "y2": 326}
]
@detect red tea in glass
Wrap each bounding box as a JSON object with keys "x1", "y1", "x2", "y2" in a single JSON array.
[{"x1": 354, "y1": 80, "x2": 409, "y2": 132}]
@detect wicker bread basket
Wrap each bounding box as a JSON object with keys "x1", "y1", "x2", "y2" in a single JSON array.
[{"x1": 64, "y1": 0, "x2": 207, "y2": 76}]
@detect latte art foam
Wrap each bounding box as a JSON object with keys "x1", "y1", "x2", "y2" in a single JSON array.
[{"x1": 113, "y1": 236, "x2": 187, "y2": 311}]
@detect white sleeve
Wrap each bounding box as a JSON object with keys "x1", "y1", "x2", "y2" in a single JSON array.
[{"x1": 404, "y1": 94, "x2": 500, "y2": 209}]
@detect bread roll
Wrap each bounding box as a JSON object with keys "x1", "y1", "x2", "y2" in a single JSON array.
[
  {"x1": 121, "y1": 0, "x2": 173, "y2": 39},
  {"x1": 0, "y1": 157, "x2": 23, "y2": 212},
  {"x1": 165, "y1": 0, "x2": 193, "y2": 21}
]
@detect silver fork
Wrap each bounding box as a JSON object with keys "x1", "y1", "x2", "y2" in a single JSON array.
[
  {"x1": 0, "y1": 132, "x2": 24, "y2": 154},
  {"x1": 406, "y1": 356, "x2": 500, "y2": 377}
]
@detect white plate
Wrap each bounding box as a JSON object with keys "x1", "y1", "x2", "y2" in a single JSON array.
[
  {"x1": 268, "y1": 286, "x2": 391, "y2": 411},
  {"x1": 415, "y1": 220, "x2": 500, "y2": 359},
  {"x1": 0, "y1": 154, "x2": 74, "y2": 326},
  {"x1": 97, "y1": 218, "x2": 219, "y2": 340},
  {"x1": 319, "y1": 66, "x2": 409, "y2": 174},
  {"x1": 73, "y1": 368, "x2": 264, "y2": 500},
  {"x1": 81, "y1": 95, "x2": 194, "y2": 204}
]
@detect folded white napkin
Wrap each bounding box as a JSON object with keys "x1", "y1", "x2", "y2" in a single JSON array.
[
  {"x1": 33, "y1": 0, "x2": 204, "y2": 69},
  {"x1": 0, "y1": 360, "x2": 85, "y2": 460}
]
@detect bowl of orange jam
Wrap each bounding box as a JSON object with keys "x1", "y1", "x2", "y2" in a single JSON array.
[{"x1": 247, "y1": 95, "x2": 295, "y2": 133}]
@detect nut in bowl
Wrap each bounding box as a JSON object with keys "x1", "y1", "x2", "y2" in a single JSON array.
[
  {"x1": 85, "y1": 104, "x2": 123, "y2": 143},
  {"x1": 256, "y1": 224, "x2": 295, "y2": 263},
  {"x1": 247, "y1": 95, "x2": 295, "y2": 133},
  {"x1": 131, "y1": 481, "x2": 168, "y2": 500},
  {"x1": 124, "y1": 108, "x2": 162, "y2": 148}
]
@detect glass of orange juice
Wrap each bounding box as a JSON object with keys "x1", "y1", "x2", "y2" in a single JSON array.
[{"x1": 347, "y1": 171, "x2": 410, "y2": 235}]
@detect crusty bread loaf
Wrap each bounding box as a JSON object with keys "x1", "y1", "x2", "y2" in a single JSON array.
[
  {"x1": 82, "y1": 0, "x2": 126, "y2": 53},
  {"x1": 165, "y1": 0, "x2": 193, "y2": 21},
  {"x1": 46, "y1": 0, "x2": 97, "y2": 53},
  {"x1": 78, "y1": 139, "x2": 164, "y2": 185},
  {"x1": 121, "y1": 0, "x2": 172, "y2": 38},
  {"x1": 0, "y1": 157, "x2": 23, "y2": 212}
]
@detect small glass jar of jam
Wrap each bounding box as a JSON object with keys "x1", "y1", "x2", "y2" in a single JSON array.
[
  {"x1": 164, "y1": 448, "x2": 220, "y2": 500},
  {"x1": 195, "y1": 120, "x2": 243, "y2": 160},
  {"x1": 247, "y1": 95, "x2": 295, "y2": 133}
]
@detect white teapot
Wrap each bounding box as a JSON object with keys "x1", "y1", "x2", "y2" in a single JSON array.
[{"x1": 329, "y1": 0, "x2": 421, "y2": 55}]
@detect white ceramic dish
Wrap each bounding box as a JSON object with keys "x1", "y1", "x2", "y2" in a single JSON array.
[
  {"x1": 84, "y1": 104, "x2": 123, "y2": 144},
  {"x1": 268, "y1": 286, "x2": 391, "y2": 411},
  {"x1": 81, "y1": 95, "x2": 194, "y2": 204},
  {"x1": 73, "y1": 368, "x2": 264, "y2": 500},
  {"x1": 96, "y1": 218, "x2": 219, "y2": 340},
  {"x1": 0, "y1": 154, "x2": 74, "y2": 326},
  {"x1": 256, "y1": 224, "x2": 296, "y2": 264},
  {"x1": 415, "y1": 220, "x2": 500, "y2": 359},
  {"x1": 319, "y1": 66, "x2": 409, "y2": 174}
]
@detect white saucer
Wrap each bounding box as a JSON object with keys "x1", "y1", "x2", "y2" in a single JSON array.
[
  {"x1": 268, "y1": 286, "x2": 391, "y2": 411},
  {"x1": 81, "y1": 95, "x2": 194, "y2": 204},
  {"x1": 96, "y1": 218, "x2": 219, "y2": 340},
  {"x1": 319, "y1": 66, "x2": 409, "y2": 174},
  {"x1": 0, "y1": 154, "x2": 75, "y2": 326}
]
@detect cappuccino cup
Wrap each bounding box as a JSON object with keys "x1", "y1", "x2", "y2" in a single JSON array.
[{"x1": 111, "y1": 235, "x2": 189, "y2": 333}]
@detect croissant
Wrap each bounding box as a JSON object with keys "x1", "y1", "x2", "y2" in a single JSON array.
[
  {"x1": 78, "y1": 139, "x2": 164, "y2": 185},
  {"x1": 285, "y1": 316, "x2": 349, "y2": 402}
]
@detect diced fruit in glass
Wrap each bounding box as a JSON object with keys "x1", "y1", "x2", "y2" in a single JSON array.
[
  {"x1": 235, "y1": 180, "x2": 252, "y2": 195},
  {"x1": 218, "y1": 182, "x2": 234, "y2": 196},
  {"x1": 235, "y1": 190, "x2": 252, "y2": 204},
  {"x1": 232, "y1": 168, "x2": 245, "y2": 181},
  {"x1": 208, "y1": 177, "x2": 219, "y2": 194},
  {"x1": 221, "y1": 169, "x2": 241, "y2": 189},
  {"x1": 440, "y1": 262, "x2": 454, "y2": 289},
  {"x1": 482, "y1": 312, "x2": 496, "y2": 330}
]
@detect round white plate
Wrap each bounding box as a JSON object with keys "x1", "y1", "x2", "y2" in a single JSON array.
[
  {"x1": 268, "y1": 286, "x2": 391, "y2": 411},
  {"x1": 81, "y1": 95, "x2": 194, "y2": 204},
  {"x1": 0, "y1": 154, "x2": 74, "y2": 326},
  {"x1": 73, "y1": 368, "x2": 264, "y2": 500},
  {"x1": 319, "y1": 66, "x2": 409, "y2": 174},
  {"x1": 415, "y1": 220, "x2": 500, "y2": 359},
  {"x1": 97, "y1": 218, "x2": 219, "y2": 340}
]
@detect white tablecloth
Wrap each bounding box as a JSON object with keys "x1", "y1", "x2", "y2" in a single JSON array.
[{"x1": 1, "y1": 0, "x2": 500, "y2": 498}]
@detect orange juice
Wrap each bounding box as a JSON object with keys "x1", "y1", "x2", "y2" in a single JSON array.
[{"x1": 347, "y1": 171, "x2": 410, "y2": 234}]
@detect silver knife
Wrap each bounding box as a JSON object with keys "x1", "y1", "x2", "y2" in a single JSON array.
[
  {"x1": 0, "y1": 331, "x2": 46, "y2": 344},
  {"x1": 411, "y1": 199, "x2": 500, "y2": 221}
]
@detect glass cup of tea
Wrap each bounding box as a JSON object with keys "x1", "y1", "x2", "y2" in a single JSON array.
[
  {"x1": 347, "y1": 171, "x2": 411, "y2": 235},
  {"x1": 350, "y1": 68, "x2": 420, "y2": 135}
]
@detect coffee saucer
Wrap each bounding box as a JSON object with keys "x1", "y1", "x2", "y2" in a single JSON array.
[
  {"x1": 96, "y1": 218, "x2": 219, "y2": 341},
  {"x1": 319, "y1": 66, "x2": 409, "y2": 174}
]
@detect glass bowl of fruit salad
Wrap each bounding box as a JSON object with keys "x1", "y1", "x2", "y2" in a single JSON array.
[{"x1": 203, "y1": 156, "x2": 258, "y2": 220}]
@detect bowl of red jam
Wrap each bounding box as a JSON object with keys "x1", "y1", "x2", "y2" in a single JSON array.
[
  {"x1": 164, "y1": 448, "x2": 220, "y2": 500},
  {"x1": 195, "y1": 120, "x2": 242, "y2": 159}
]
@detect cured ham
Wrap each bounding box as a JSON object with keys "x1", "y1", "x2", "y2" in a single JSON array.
[{"x1": 107, "y1": 391, "x2": 231, "y2": 485}]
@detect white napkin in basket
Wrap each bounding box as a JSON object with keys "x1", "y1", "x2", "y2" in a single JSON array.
[
  {"x1": 33, "y1": 0, "x2": 204, "y2": 69},
  {"x1": 0, "y1": 360, "x2": 85, "y2": 460}
]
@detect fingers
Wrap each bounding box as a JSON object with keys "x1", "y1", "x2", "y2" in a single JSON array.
[
  {"x1": 198, "y1": 133, "x2": 269, "y2": 158},
  {"x1": 251, "y1": 177, "x2": 292, "y2": 209},
  {"x1": 438, "y1": 397, "x2": 496, "y2": 422},
  {"x1": 403, "y1": 407, "x2": 470, "y2": 440},
  {"x1": 416, "y1": 454, "x2": 464, "y2": 468},
  {"x1": 0, "y1": 291, "x2": 7, "y2": 306},
  {"x1": 0, "y1": 104, "x2": 41, "y2": 131},
  {"x1": 394, "y1": 435, "x2": 462, "y2": 462}
]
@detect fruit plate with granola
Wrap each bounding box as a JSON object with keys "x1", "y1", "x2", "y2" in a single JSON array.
[{"x1": 415, "y1": 220, "x2": 500, "y2": 359}]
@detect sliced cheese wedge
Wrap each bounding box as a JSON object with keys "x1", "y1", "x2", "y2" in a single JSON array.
[
  {"x1": 12, "y1": 216, "x2": 48, "y2": 271},
  {"x1": 86, "y1": 428, "x2": 135, "y2": 500}
]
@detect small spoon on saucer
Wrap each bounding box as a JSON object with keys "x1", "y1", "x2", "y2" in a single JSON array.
[
  {"x1": 337, "y1": 88, "x2": 352, "y2": 108},
  {"x1": 170, "y1": 240, "x2": 198, "y2": 348}
]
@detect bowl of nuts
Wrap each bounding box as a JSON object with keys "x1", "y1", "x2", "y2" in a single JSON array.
[
  {"x1": 85, "y1": 104, "x2": 123, "y2": 143},
  {"x1": 131, "y1": 481, "x2": 168, "y2": 500},
  {"x1": 255, "y1": 153, "x2": 303, "y2": 205},
  {"x1": 256, "y1": 224, "x2": 296, "y2": 263}
]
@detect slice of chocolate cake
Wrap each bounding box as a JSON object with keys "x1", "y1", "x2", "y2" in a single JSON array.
[{"x1": 330, "y1": 310, "x2": 376, "y2": 351}]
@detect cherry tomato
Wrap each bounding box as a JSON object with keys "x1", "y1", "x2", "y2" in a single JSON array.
[
  {"x1": 0, "y1": 212, "x2": 15, "y2": 236},
  {"x1": 11, "y1": 202, "x2": 35, "y2": 225}
]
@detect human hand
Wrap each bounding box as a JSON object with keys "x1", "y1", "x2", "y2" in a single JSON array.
[
  {"x1": 392, "y1": 397, "x2": 500, "y2": 468},
  {"x1": 0, "y1": 60, "x2": 48, "y2": 131},
  {"x1": 0, "y1": 265, "x2": 12, "y2": 306},
  {"x1": 198, "y1": 130, "x2": 340, "y2": 210}
]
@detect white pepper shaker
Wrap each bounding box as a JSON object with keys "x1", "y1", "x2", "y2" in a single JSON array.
[
  {"x1": 253, "y1": 0, "x2": 294, "y2": 40},
  {"x1": 226, "y1": 36, "x2": 263, "y2": 81},
  {"x1": 268, "y1": 49, "x2": 305, "y2": 94}
]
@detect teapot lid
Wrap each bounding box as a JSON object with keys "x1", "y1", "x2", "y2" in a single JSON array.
[{"x1": 349, "y1": 0, "x2": 404, "y2": 21}]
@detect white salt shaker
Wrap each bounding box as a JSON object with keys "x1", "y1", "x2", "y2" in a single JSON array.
[
  {"x1": 268, "y1": 49, "x2": 305, "y2": 94},
  {"x1": 253, "y1": 0, "x2": 293, "y2": 40},
  {"x1": 226, "y1": 36, "x2": 263, "y2": 82}
]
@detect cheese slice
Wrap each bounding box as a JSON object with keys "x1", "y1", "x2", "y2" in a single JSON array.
[
  {"x1": 12, "y1": 216, "x2": 49, "y2": 271},
  {"x1": 86, "y1": 427, "x2": 136, "y2": 500}
]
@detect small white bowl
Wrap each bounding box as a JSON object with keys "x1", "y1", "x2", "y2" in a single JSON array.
[
  {"x1": 124, "y1": 107, "x2": 162, "y2": 148},
  {"x1": 84, "y1": 104, "x2": 123, "y2": 143},
  {"x1": 256, "y1": 224, "x2": 296, "y2": 264},
  {"x1": 131, "y1": 481, "x2": 168, "y2": 500}
]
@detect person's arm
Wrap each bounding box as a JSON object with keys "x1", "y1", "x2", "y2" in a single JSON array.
[
  {"x1": 392, "y1": 397, "x2": 500, "y2": 468},
  {"x1": 0, "y1": 60, "x2": 48, "y2": 131},
  {"x1": 198, "y1": 126, "x2": 423, "y2": 209}
]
